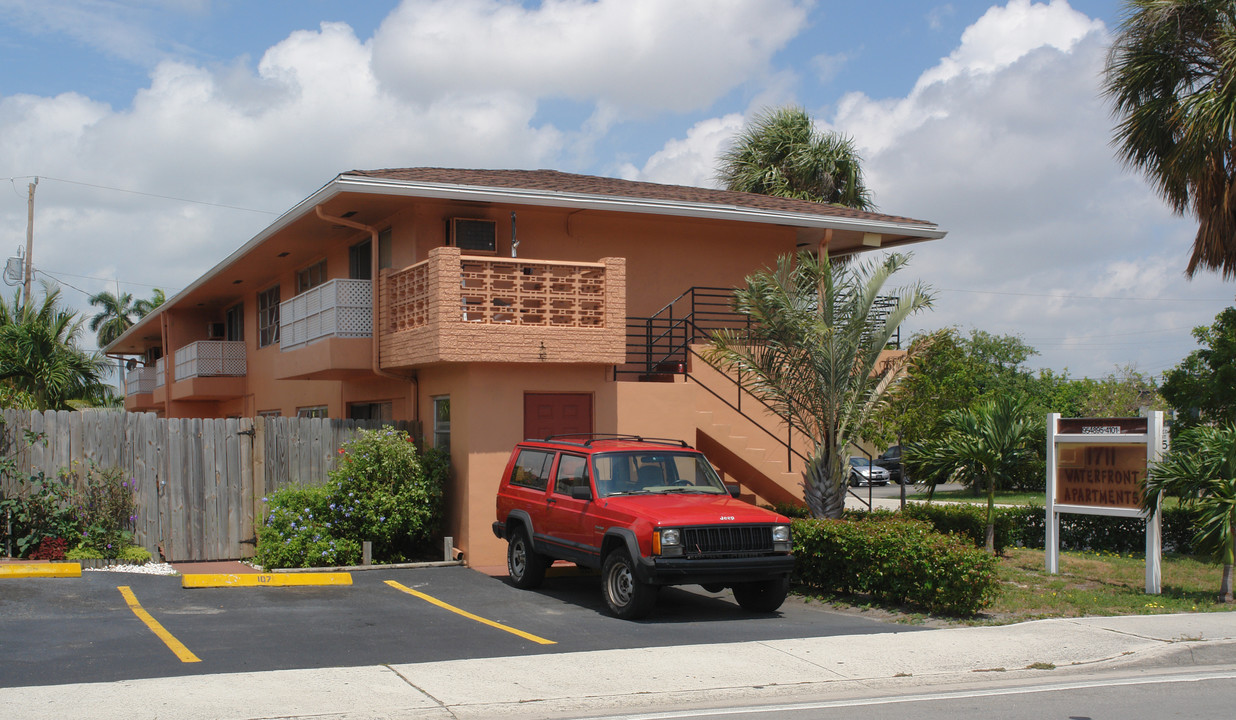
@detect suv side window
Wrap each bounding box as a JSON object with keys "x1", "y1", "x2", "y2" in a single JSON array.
[
  {"x1": 510, "y1": 448, "x2": 555, "y2": 491},
  {"x1": 553, "y1": 454, "x2": 590, "y2": 497}
]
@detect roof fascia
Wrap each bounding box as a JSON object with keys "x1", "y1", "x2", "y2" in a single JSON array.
[{"x1": 334, "y1": 174, "x2": 947, "y2": 240}]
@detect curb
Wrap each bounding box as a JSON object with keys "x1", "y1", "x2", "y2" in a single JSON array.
[
  {"x1": 181, "y1": 572, "x2": 352, "y2": 588},
  {"x1": 0, "y1": 563, "x2": 82, "y2": 578},
  {"x1": 269, "y1": 560, "x2": 464, "y2": 573}
]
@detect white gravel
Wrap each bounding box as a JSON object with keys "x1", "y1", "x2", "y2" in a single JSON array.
[{"x1": 82, "y1": 562, "x2": 178, "y2": 575}]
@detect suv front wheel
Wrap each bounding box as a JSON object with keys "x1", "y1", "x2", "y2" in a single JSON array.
[
  {"x1": 602, "y1": 548, "x2": 656, "y2": 620},
  {"x1": 732, "y1": 577, "x2": 789, "y2": 613},
  {"x1": 507, "y1": 527, "x2": 547, "y2": 589}
]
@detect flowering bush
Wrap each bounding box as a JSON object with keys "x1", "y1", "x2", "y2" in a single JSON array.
[
  {"x1": 254, "y1": 485, "x2": 361, "y2": 569},
  {"x1": 254, "y1": 428, "x2": 448, "y2": 568}
]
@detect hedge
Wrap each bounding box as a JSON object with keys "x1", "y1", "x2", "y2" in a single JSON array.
[
  {"x1": 791, "y1": 516, "x2": 999, "y2": 616},
  {"x1": 892, "y1": 503, "x2": 1204, "y2": 555}
]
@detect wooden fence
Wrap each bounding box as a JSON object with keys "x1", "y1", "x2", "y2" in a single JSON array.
[{"x1": 0, "y1": 409, "x2": 419, "y2": 561}]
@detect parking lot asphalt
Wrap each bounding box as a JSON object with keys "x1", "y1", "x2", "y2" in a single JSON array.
[{"x1": 0, "y1": 565, "x2": 919, "y2": 688}]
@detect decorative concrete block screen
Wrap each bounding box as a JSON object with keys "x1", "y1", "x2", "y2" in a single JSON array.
[
  {"x1": 386, "y1": 252, "x2": 607, "y2": 330},
  {"x1": 175, "y1": 340, "x2": 246, "y2": 379},
  {"x1": 280, "y1": 278, "x2": 373, "y2": 351}
]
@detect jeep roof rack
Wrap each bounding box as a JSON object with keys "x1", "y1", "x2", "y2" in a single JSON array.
[{"x1": 541, "y1": 433, "x2": 689, "y2": 448}]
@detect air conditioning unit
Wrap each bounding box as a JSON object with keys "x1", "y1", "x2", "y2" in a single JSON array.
[
  {"x1": 449, "y1": 217, "x2": 497, "y2": 254},
  {"x1": 206, "y1": 322, "x2": 226, "y2": 339}
]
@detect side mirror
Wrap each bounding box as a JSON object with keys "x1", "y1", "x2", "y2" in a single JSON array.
[
  {"x1": 726, "y1": 484, "x2": 741, "y2": 499},
  {"x1": 570, "y1": 484, "x2": 593, "y2": 501}
]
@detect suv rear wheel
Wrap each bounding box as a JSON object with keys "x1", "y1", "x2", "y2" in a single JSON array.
[
  {"x1": 732, "y1": 577, "x2": 789, "y2": 613},
  {"x1": 602, "y1": 548, "x2": 656, "y2": 620},
  {"x1": 506, "y1": 527, "x2": 547, "y2": 589}
]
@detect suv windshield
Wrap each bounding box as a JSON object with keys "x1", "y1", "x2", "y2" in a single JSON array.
[{"x1": 592, "y1": 451, "x2": 727, "y2": 497}]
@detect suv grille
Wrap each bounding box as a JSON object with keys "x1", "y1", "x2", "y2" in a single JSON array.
[{"x1": 682, "y1": 525, "x2": 774, "y2": 558}]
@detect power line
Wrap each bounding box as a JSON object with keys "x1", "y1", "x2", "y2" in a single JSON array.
[
  {"x1": 37, "y1": 267, "x2": 172, "y2": 291},
  {"x1": 3, "y1": 175, "x2": 279, "y2": 215}
]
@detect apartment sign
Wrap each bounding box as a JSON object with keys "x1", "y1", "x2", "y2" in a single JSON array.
[{"x1": 1046, "y1": 413, "x2": 1165, "y2": 594}]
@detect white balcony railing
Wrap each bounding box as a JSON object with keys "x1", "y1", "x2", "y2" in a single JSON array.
[
  {"x1": 155, "y1": 357, "x2": 165, "y2": 388},
  {"x1": 280, "y1": 278, "x2": 372, "y2": 352},
  {"x1": 175, "y1": 340, "x2": 246, "y2": 380},
  {"x1": 125, "y1": 366, "x2": 157, "y2": 396}
]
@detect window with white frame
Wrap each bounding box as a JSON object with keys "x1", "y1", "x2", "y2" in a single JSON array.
[{"x1": 258, "y1": 285, "x2": 280, "y2": 347}]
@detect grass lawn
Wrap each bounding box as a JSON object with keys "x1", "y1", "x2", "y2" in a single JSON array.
[{"x1": 799, "y1": 548, "x2": 1236, "y2": 625}]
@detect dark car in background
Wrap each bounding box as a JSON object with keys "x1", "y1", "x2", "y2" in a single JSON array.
[{"x1": 874, "y1": 445, "x2": 906, "y2": 485}]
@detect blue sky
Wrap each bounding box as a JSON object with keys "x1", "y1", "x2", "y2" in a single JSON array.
[{"x1": 0, "y1": 0, "x2": 1230, "y2": 380}]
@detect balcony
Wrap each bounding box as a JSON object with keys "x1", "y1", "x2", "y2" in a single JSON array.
[
  {"x1": 123, "y1": 365, "x2": 160, "y2": 412},
  {"x1": 380, "y1": 246, "x2": 626, "y2": 368},
  {"x1": 275, "y1": 278, "x2": 374, "y2": 380},
  {"x1": 171, "y1": 340, "x2": 246, "y2": 401}
]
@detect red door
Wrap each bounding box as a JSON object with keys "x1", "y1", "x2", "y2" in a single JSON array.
[{"x1": 524, "y1": 393, "x2": 592, "y2": 440}]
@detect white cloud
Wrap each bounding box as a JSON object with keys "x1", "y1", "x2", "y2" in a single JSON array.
[
  {"x1": 370, "y1": 0, "x2": 808, "y2": 116},
  {"x1": 619, "y1": 113, "x2": 745, "y2": 187}
]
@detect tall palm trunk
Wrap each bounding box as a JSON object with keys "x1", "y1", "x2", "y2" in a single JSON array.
[
  {"x1": 985, "y1": 473, "x2": 996, "y2": 553},
  {"x1": 803, "y1": 449, "x2": 845, "y2": 519}
]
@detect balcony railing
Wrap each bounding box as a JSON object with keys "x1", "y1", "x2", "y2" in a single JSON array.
[
  {"x1": 280, "y1": 278, "x2": 372, "y2": 351},
  {"x1": 125, "y1": 366, "x2": 157, "y2": 396},
  {"x1": 380, "y1": 246, "x2": 625, "y2": 367},
  {"x1": 175, "y1": 340, "x2": 246, "y2": 380},
  {"x1": 155, "y1": 357, "x2": 165, "y2": 388},
  {"x1": 387, "y1": 256, "x2": 607, "y2": 330}
]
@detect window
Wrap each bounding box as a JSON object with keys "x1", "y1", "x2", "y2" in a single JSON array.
[
  {"x1": 349, "y1": 401, "x2": 392, "y2": 421},
  {"x1": 296, "y1": 259, "x2": 327, "y2": 294},
  {"x1": 554, "y1": 454, "x2": 590, "y2": 497},
  {"x1": 225, "y1": 303, "x2": 244, "y2": 342},
  {"x1": 449, "y1": 218, "x2": 497, "y2": 254},
  {"x1": 510, "y1": 448, "x2": 554, "y2": 491},
  {"x1": 349, "y1": 240, "x2": 371, "y2": 280},
  {"x1": 257, "y1": 409, "x2": 281, "y2": 418},
  {"x1": 433, "y1": 396, "x2": 450, "y2": 452},
  {"x1": 297, "y1": 405, "x2": 328, "y2": 419},
  {"x1": 257, "y1": 285, "x2": 280, "y2": 347}
]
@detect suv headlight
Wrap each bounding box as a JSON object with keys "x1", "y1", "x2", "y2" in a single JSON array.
[
  {"x1": 654, "y1": 528, "x2": 683, "y2": 557},
  {"x1": 772, "y1": 524, "x2": 792, "y2": 552}
]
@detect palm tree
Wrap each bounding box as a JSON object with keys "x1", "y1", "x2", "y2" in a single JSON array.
[
  {"x1": 0, "y1": 284, "x2": 111, "y2": 410},
  {"x1": 1104, "y1": 0, "x2": 1236, "y2": 278},
  {"x1": 906, "y1": 397, "x2": 1041, "y2": 552},
  {"x1": 134, "y1": 288, "x2": 165, "y2": 318},
  {"x1": 717, "y1": 105, "x2": 874, "y2": 211},
  {"x1": 1143, "y1": 423, "x2": 1236, "y2": 602},
  {"x1": 88, "y1": 290, "x2": 138, "y2": 347},
  {"x1": 703, "y1": 251, "x2": 933, "y2": 518}
]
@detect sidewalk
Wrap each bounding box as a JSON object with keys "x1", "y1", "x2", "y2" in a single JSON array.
[{"x1": 4, "y1": 612, "x2": 1235, "y2": 720}]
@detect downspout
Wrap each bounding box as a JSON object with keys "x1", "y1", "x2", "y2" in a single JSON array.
[
  {"x1": 313, "y1": 206, "x2": 420, "y2": 423},
  {"x1": 160, "y1": 310, "x2": 171, "y2": 418}
]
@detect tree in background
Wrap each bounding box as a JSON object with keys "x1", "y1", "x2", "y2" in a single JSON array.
[
  {"x1": 704, "y1": 251, "x2": 933, "y2": 518},
  {"x1": 1161, "y1": 306, "x2": 1236, "y2": 433},
  {"x1": 134, "y1": 288, "x2": 165, "y2": 318},
  {"x1": 717, "y1": 106, "x2": 874, "y2": 210},
  {"x1": 87, "y1": 290, "x2": 138, "y2": 347},
  {"x1": 0, "y1": 284, "x2": 111, "y2": 410},
  {"x1": 1104, "y1": 0, "x2": 1236, "y2": 278},
  {"x1": 906, "y1": 396, "x2": 1042, "y2": 551},
  {"x1": 1144, "y1": 423, "x2": 1236, "y2": 602}
]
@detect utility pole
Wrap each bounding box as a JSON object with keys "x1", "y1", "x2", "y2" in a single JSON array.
[{"x1": 23, "y1": 177, "x2": 37, "y2": 306}]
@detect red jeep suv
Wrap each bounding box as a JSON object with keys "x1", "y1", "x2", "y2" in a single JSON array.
[{"x1": 493, "y1": 434, "x2": 795, "y2": 619}]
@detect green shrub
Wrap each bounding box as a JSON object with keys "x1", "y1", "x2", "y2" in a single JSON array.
[
  {"x1": 902, "y1": 502, "x2": 1016, "y2": 554},
  {"x1": 999, "y1": 504, "x2": 1202, "y2": 554},
  {"x1": 325, "y1": 428, "x2": 446, "y2": 562},
  {"x1": 255, "y1": 485, "x2": 362, "y2": 569},
  {"x1": 74, "y1": 464, "x2": 137, "y2": 558},
  {"x1": 65, "y1": 545, "x2": 104, "y2": 560},
  {"x1": 118, "y1": 545, "x2": 152, "y2": 563},
  {"x1": 4, "y1": 469, "x2": 78, "y2": 557},
  {"x1": 791, "y1": 516, "x2": 999, "y2": 616},
  {"x1": 764, "y1": 501, "x2": 812, "y2": 519}
]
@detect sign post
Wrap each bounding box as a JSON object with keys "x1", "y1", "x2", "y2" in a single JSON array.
[{"x1": 1045, "y1": 412, "x2": 1165, "y2": 594}]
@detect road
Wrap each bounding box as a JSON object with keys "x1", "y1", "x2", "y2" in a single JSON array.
[
  {"x1": 0, "y1": 564, "x2": 917, "y2": 687},
  {"x1": 576, "y1": 666, "x2": 1236, "y2": 720}
]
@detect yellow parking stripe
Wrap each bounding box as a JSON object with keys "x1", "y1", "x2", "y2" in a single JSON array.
[
  {"x1": 181, "y1": 572, "x2": 352, "y2": 588},
  {"x1": 117, "y1": 586, "x2": 201, "y2": 663},
  {"x1": 384, "y1": 580, "x2": 556, "y2": 645},
  {"x1": 0, "y1": 563, "x2": 81, "y2": 578}
]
